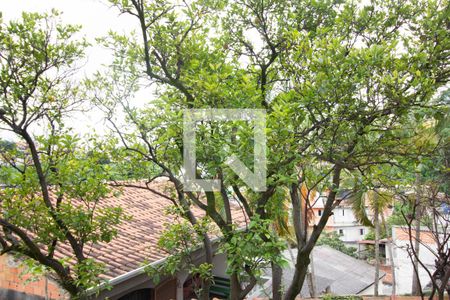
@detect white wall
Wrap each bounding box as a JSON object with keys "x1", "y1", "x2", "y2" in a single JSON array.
[
  {"x1": 334, "y1": 225, "x2": 367, "y2": 243},
  {"x1": 333, "y1": 207, "x2": 358, "y2": 224},
  {"x1": 392, "y1": 232, "x2": 436, "y2": 295},
  {"x1": 332, "y1": 206, "x2": 368, "y2": 244},
  {"x1": 212, "y1": 253, "x2": 228, "y2": 278}
]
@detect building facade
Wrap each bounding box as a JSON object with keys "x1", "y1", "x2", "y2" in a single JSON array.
[{"x1": 309, "y1": 194, "x2": 371, "y2": 247}]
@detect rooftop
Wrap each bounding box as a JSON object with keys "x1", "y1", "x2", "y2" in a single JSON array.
[
  {"x1": 52, "y1": 180, "x2": 247, "y2": 280},
  {"x1": 259, "y1": 246, "x2": 385, "y2": 297}
]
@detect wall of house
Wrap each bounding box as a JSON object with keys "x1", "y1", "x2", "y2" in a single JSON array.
[
  {"x1": 96, "y1": 249, "x2": 230, "y2": 300},
  {"x1": 211, "y1": 253, "x2": 228, "y2": 278},
  {"x1": 392, "y1": 227, "x2": 436, "y2": 295},
  {"x1": 331, "y1": 206, "x2": 369, "y2": 245},
  {"x1": 311, "y1": 208, "x2": 334, "y2": 230},
  {"x1": 333, "y1": 225, "x2": 367, "y2": 245},
  {"x1": 311, "y1": 205, "x2": 370, "y2": 245},
  {"x1": 0, "y1": 254, "x2": 68, "y2": 300},
  {"x1": 333, "y1": 207, "x2": 358, "y2": 224}
]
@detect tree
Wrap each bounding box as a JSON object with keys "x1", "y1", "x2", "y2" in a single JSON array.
[
  {"x1": 98, "y1": 0, "x2": 450, "y2": 299},
  {"x1": 362, "y1": 84, "x2": 449, "y2": 299},
  {"x1": 281, "y1": 0, "x2": 449, "y2": 298},
  {"x1": 94, "y1": 0, "x2": 290, "y2": 298},
  {"x1": 0, "y1": 12, "x2": 124, "y2": 296},
  {"x1": 397, "y1": 102, "x2": 449, "y2": 300},
  {"x1": 398, "y1": 184, "x2": 450, "y2": 300}
]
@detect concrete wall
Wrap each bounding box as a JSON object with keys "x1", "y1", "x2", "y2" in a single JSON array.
[
  {"x1": 212, "y1": 253, "x2": 228, "y2": 278},
  {"x1": 392, "y1": 227, "x2": 436, "y2": 295},
  {"x1": 333, "y1": 207, "x2": 358, "y2": 224},
  {"x1": 333, "y1": 225, "x2": 367, "y2": 244}
]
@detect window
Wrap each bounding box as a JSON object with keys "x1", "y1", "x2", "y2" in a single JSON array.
[
  {"x1": 338, "y1": 229, "x2": 344, "y2": 236},
  {"x1": 342, "y1": 209, "x2": 345, "y2": 216},
  {"x1": 318, "y1": 210, "x2": 322, "y2": 216},
  {"x1": 360, "y1": 229, "x2": 364, "y2": 235}
]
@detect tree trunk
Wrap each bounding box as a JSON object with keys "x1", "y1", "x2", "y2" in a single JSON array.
[
  {"x1": 283, "y1": 249, "x2": 310, "y2": 300},
  {"x1": 199, "y1": 234, "x2": 214, "y2": 300},
  {"x1": 181, "y1": 202, "x2": 213, "y2": 300},
  {"x1": 374, "y1": 203, "x2": 380, "y2": 296},
  {"x1": 284, "y1": 167, "x2": 342, "y2": 300},
  {"x1": 230, "y1": 272, "x2": 241, "y2": 300},
  {"x1": 272, "y1": 261, "x2": 283, "y2": 300},
  {"x1": 307, "y1": 250, "x2": 317, "y2": 298},
  {"x1": 412, "y1": 184, "x2": 422, "y2": 296},
  {"x1": 412, "y1": 221, "x2": 422, "y2": 296},
  {"x1": 305, "y1": 221, "x2": 317, "y2": 298},
  {"x1": 381, "y1": 213, "x2": 396, "y2": 296}
]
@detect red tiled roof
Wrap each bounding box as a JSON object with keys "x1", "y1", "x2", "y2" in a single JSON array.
[{"x1": 52, "y1": 180, "x2": 247, "y2": 280}]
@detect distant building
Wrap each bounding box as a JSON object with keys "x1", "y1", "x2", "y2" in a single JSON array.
[
  {"x1": 390, "y1": 226, "x2": 439, "y2": 295},
  {"x1": 309, "y1": 191, "x2": 389, "y2": 247},
  {"x1": 356, "y1": 225, "x2": 445, "y2": 295}
]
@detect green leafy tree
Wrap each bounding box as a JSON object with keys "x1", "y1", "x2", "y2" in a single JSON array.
[
  {"x1": 0, "y1": 12, "x2": 124, "y2": 296},
  {"x1": 95, "y1": 0, "x2": 450, "y2": 299},
  {"x1": 388, "y1": 97, "x2": 449, "y2": 300}
]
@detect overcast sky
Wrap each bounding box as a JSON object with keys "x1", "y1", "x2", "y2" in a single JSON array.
[
  {"x1": 1, "y1": 0, "x2": 141, "y2": 72},
  {"x1": 0, "y1": 0, "x2": 145, "y2": 140}
]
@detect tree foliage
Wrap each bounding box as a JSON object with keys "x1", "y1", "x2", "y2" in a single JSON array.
[
  {"x1": 0, "y1": 0, "x2": 446, "y2": 298},
  {"x1": 0, "y1": 12, "x2": 124, "y2": 296},
  {"x1": 95, "y1": 0, "x2": 450, "y2": 299}
]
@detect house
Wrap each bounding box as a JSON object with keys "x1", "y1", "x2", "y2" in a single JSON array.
[
  {"x1": 356, "y1": 225, "x2": 447, "y2": 296},
  {"x1": 310, "y1": 191, "x2": 370, "y2": 247},
  {"x1": 356, "y1": 239, "x2": 390, "y2": 262},
  {"x1": 247, "y1": 245, "x2": 387, "y2": 299},
  {"x1": 0, "y1": 180, "x2": 246, "y2": 300},
  {"x1": 309, "y1": 191, "x2": 392, "y2": 247},
  {"x1": 389, "y1": 226, "x2": 440, "y2": 295}
]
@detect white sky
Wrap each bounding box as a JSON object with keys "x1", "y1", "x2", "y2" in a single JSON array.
[
  {"x1": 0, "y1": 0, "x2": 149, "y2": 140},
  {"x1": 1, "y1": 0, "x2": 136, "y2": 72}
]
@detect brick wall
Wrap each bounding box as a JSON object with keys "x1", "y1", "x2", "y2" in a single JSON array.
[{"x1": 0, "y1": 254, "x2": 68, "y2": 299}]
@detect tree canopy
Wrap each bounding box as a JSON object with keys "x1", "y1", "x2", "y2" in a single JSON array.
[
  {"x1": 94, "y1": 0, "x2": 450, "y2": 299},
  {"x1": 0, "y1": 11, "x2": 124, "y2": 296},
  {"x1": 0, "y1": 0, "x2": 449, "y2": 299}
]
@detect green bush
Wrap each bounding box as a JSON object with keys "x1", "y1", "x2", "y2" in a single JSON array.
[{"x1": 317, "y1": 232, "x2": 358, "y2": 258}]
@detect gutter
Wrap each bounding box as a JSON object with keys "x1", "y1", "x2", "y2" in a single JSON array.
[
  {"x1": 84, "y1": 256, "x2": 168, "y2": 296},
  {"x1": 109, "y1": 256, "x2": 168, "y2": 286}
]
